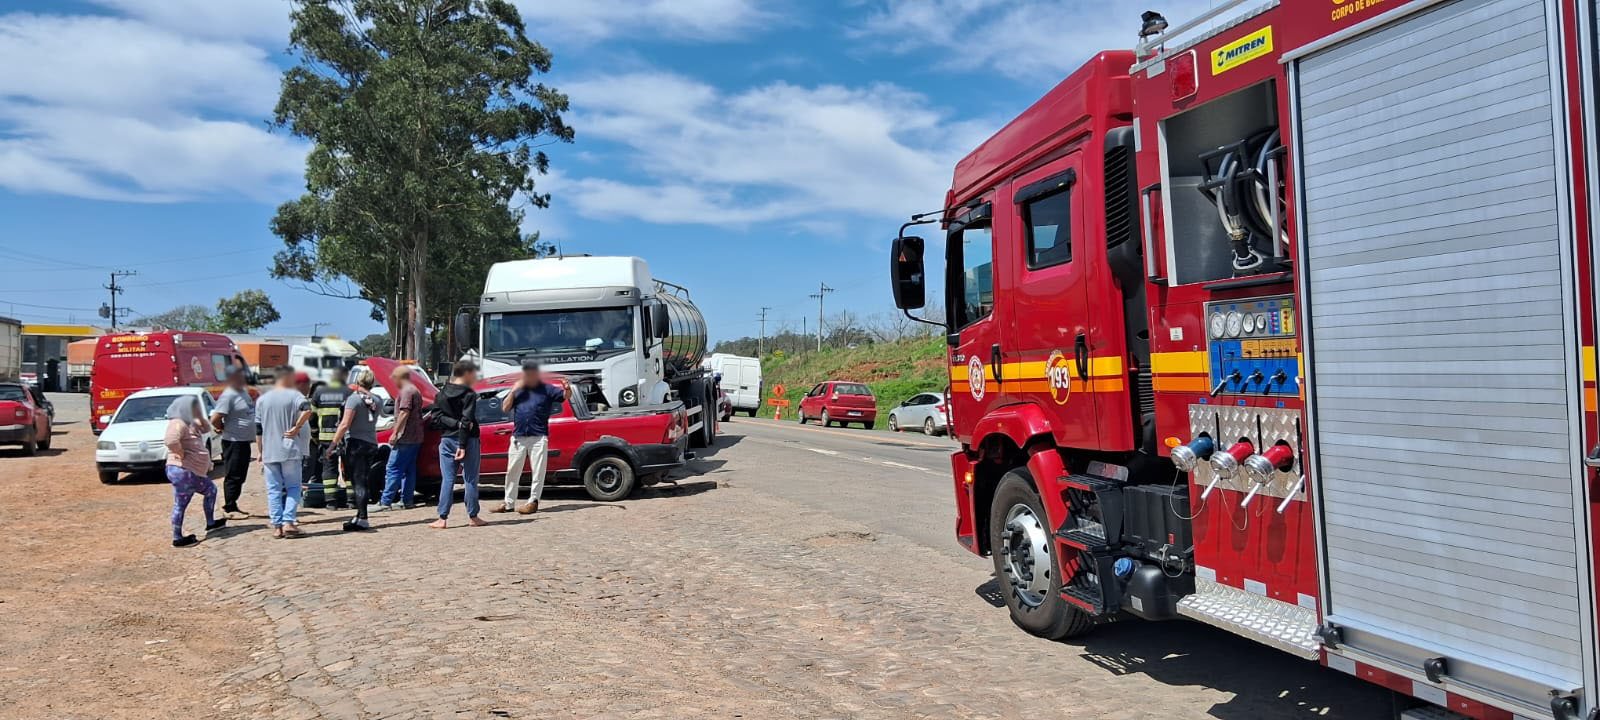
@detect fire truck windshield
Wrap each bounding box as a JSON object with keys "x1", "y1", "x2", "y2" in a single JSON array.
[{"x1": 483, "y1": 307, "x2": 635, "y2": 357}]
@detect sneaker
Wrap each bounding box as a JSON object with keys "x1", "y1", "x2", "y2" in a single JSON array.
[
  {"x1": 376, "y1": 504, "x2": 393, "y2": 512},
  {"x1": 402, "y1": 503, "x2": 420, "y2": 510},
  {"x1": 205, "y1": 518, "x2": 228, "y2": 532},
  {"x1": 342, "y1": 518, "x2": 372, "y2": 532},
  {"x1": 516, "y1": 501, "x2": 539, "y2": 515},
  {"x1": 491, "y1": 504, "x2": 515, "y2": 513},
  {"x1": 173, "y1": 534, "x2": 199, "y2": 548}
]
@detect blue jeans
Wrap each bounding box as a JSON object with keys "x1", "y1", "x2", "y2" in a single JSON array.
[
  {"x1": 437, "y1": 436, "x2": 481, "y2": 519},
  {"x1": 381, "y1": 443, "x2": 421, "y2": 506},
  {"x1": 263, "y1": 460, "x2": 303, "y2": 526}
]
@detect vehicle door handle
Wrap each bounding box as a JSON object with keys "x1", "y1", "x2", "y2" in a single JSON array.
[
  {"x1": 990, "y1": 344, "x2": 1003, "y2": 384},
  {"x1": 1585, "y1": 446, "x2": 1600, "y2": 468},
  {"x1": 1074, "y1": 335, "x2": 1089, "y2": 381},
  {"x1": 495, "y1": 428, "x2": 513, "y2": 436}
]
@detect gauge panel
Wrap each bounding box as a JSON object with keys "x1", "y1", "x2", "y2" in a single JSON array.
[{"x1": 1203, "y1": 295, "x2": 1300, "y2": 397}]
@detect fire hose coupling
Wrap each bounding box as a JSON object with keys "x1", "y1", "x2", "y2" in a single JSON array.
[
  {"x1": 1169, "y1": 434, "x2": 1215, "y2": 472},
  {"x1": 1209, "y1": 439, "x2": 1255, "y2": 479},
  {"x1": 1243, "y1": 442, "x2": 1296, "y2": 484}
]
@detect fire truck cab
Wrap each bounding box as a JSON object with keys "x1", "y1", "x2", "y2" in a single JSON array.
[{"x1": 891, "y1": 1, "x2": 1600, "y2": 717}]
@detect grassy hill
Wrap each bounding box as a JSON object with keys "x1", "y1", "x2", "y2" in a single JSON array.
[{"x1": 759, "y1": 337, "x2": 948, "y2": 429}]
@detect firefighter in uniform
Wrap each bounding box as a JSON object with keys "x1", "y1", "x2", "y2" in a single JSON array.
[{"x1": 307, "y1": 368, "x2": 353, "y2": 509}]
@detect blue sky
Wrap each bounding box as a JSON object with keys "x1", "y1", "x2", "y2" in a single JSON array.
[{"x1": 0, "y1": 0, "x2": 1213, "y2": 344}]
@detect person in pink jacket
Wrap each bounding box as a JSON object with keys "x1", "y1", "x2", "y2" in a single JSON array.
[{"x1": 164, "y1": 396, "x2": 225, "y2": 547}]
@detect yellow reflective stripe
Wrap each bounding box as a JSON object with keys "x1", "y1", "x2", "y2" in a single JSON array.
[
  {"x1": 1150, "y1": 351, "x2": 1207, "y2": 375},
  {"x1": 1584, "y1": 346, "x2": 1596, "y2": 383}
]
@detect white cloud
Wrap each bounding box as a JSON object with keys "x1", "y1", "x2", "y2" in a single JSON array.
[
  {"x1": 854, "y1": 0, "x2": 1220, "y2": 81},
  {"x1": 558, "y1": 71, "x2": 987, "y2": 229},
  {"x1": 86, "y1": 0, "x2": 293, "y2": 43},
  {"x1": 512, "y1": 0, "x2": 774, "y2": 42},
  {"x1": 0, "y1": 11, "x2": 303, "y2": 202}
]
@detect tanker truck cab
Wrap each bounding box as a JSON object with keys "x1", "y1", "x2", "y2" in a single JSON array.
[{"x1": 462, "y1": 255, "x2": 718, "y2": 448}]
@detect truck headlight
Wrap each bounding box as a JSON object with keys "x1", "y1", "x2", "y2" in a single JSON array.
[
  {"x1": 97, "y1": 441, "x2": 115, "y2": 451},
  {"x1": 619, "y1": 387, "x2": 638, "y2": 406}
]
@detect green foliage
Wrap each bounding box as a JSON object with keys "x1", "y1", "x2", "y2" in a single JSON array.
[
  {"x1": 132, "y1": 304, "x2": 215, "y2": 331},
  {"x1": 353, "y1": 332, "x2": 391, "y2": 356},
  {"x1": 135, "y1": 292, "x2": 282, "y2": 334},
  {"x1": 270, "y1": 0, "x2": 573, "y2": 362},
  {"x1": 211, "y1": 290, "x2": 282, "y2": 334},
  {"x1": 760, "y1": 337, "x2": 948, "y2": 429}
]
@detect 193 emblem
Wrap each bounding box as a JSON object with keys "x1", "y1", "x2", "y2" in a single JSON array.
[{"x1": 1046, "y1": 350, "x2": 1073, "y2": 405}]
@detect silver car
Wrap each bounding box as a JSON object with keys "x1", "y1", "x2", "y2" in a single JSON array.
[{"x1": 887, "y1": 392, "x2": 949, "y2": 436}]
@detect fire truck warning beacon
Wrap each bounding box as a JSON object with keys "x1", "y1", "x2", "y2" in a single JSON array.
[{"x1": 890, "y1": 1, "x2": 1600, "y2": 718}]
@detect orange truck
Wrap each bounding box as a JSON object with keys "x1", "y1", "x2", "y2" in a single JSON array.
[
  {"x1": 235, "y1": 342, "x2": 287, "y2": 382},
  {"x1": 65, "y1": 338, "x2": 97, "y2": 392}
]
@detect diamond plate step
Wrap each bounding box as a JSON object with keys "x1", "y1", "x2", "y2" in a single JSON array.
[
  {"x1": 1176, "y1": 577, "x2": 1319, "y2": 660},
  {"x1": 1399, "y1": 706, "x2": 1471, "y2": 720}
]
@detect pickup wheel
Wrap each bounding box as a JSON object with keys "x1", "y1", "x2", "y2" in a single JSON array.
[
  {"x1": 582, "y1": 454, "x2": 636, "y2": 502},
  {"x1": 990, "y1": 469, "x2": 1092, "y2": 640}
]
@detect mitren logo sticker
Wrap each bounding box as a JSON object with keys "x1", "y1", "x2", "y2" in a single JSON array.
[
  {"x1": 1211, "y1": 25, "x2": 1272, "y2": 75},
  {"x1": 967, "y1": 355, "x2": 986, "y2": 401},
  {"x1": 1046, "y1": 350, "x2": 1073, "y2": 405},
  {"x1": 190, "y1": 357, "x2": 205, "y2": 380}
]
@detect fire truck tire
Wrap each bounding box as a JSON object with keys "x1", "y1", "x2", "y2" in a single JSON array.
[
  {"x1": 989, "y1": 470, "x2": 1092, "y2": 640},
  {"x1": 582, "y1": 454, "x2": 636, "y2": 502}
]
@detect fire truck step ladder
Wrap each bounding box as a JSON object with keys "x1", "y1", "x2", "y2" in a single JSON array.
[
  {"x1": 1176, "y1": 576, "x2": 1320, "y2": 660},
  {"x1": 1397, "y1": 707, "x2": 1472, "y2": 720},
  {"x1": 1054, "y1": 475, "x2": 1126, "y2": 616}
]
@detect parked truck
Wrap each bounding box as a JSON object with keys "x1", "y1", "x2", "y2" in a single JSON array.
[
  {"x1": 456, "y1": 255, "x2": 718, "y2": 448},
  {"x1": 888, "y1": 2, "x2": 1600, "y2": 718},
  {"x1": 288, "y1": 338, "x2": 358, "y2": 389},
  {"x1": 0, "y1": 317, "x2": 19, "y2": 383},
  {"x1": 65, "y1": 338, "x2": 95, "y2": 392},
  {"x1": 235, "y1": 342, "x2": 288, "y2": 383}
]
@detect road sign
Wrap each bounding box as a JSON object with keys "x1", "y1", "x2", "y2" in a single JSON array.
[
  {"x1": 771, "y1": 383, "x2": 786, "y2": 397},
  {"x1": 767, "y1": 398, "x2": 790, "y2": 407}
]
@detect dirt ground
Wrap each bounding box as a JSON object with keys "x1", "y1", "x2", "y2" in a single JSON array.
[{"x1": 0, "y1": 421, "x2": 252, "y2": 719}]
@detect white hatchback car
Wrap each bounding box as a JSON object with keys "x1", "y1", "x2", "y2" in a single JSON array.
[{"x1": 95, "y1": 386, "x2": 222, "y2": 484}]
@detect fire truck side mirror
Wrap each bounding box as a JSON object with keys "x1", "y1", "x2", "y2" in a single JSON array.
[{"x1": 891, "y1": 235, "x2": 927, "y2": 310}]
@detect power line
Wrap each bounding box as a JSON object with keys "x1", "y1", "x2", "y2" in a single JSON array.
[{"x1": 809, "y1": 282, "x2": 833, "y2": 352}]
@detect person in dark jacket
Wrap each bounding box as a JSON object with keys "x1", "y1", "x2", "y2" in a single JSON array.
[{"x1": 429, "y1": 361, "x2": 484, "y2": 529}]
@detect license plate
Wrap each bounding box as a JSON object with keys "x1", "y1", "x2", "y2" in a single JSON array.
[
  {"x1": 847, "y1": 411, "x2": 862, "y2": 416},
  {"x1": 134, "y1": 452, "x2": 160, "y2": 461}
]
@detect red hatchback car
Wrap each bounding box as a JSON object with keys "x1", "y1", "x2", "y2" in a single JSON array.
[
  {"x1": 0, "y1": 382, "x2": 53, "y2": 455},
  {"x1": 797, "y1": 381, "x2": 877, "y2": 429}
]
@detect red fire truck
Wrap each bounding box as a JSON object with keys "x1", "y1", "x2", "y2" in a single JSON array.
[
  {"x1": 89, "y1": 331, "x2": 247, "y2": 433},
  {"x1": 890, "y1": 1, "x2": 1600, "y2": 717}
]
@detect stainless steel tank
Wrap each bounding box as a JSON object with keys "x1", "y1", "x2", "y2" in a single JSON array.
[{"x1": 656, "y1": 280, "x2": 707, "y2": 377}]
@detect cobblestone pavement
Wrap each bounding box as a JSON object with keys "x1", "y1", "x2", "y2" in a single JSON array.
[{"x1": 194, "y1": 422, "x2": 1390, "y2": 720}]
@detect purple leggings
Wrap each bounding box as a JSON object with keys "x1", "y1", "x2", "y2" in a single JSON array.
[{"x1": 166, "y1": 466, "x2": 217, "y2": 541}]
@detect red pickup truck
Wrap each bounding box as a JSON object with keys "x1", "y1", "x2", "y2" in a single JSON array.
[{"x1": 366, "y1": 358, "x2": 691, "y2": 501}]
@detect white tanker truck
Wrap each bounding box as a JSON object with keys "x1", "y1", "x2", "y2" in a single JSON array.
[{"x1": 455, "y1": 255, "x2": 717, "y2": 448}]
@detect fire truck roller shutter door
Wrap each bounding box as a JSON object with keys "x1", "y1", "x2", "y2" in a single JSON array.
[{"x1": 1296, "y1": 0, "x2": 1590, "y2": 710}]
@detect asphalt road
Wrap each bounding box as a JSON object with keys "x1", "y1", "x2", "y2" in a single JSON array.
[{"x1": 716, "y1": 416, "x2": 965, "y2": 557}]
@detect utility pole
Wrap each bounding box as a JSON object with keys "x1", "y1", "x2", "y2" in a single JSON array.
[
  {"x1": 101, "y1": 270, "x2": 136, "y2": 329},
  {"x1": 809, "y1": 282, "x2": 833, "y2": 352},
  {"x1": 757, "y1": 307, "x2": 771, "y2": 356},
  {"x1": 312, "y1": 322, "x2": 329, "y2": 340}
]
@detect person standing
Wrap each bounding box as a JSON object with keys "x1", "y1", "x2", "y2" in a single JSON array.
[
  {"x1": 495, "y1": 359, "x2": 565, "y2": 515},
  {"x1": 429, "y1": 361, "x2": 484, "y2": 529},
  {"x1": 326, "y1": 366, "x2": 382, "y2": 532},
  {"x1": 210, "y1": 364, "x2": 255, "y2": 519},
  {"x1": 165, "y1": 395, "x2": 225, "y2": 547},
  {"x1": 309, "y1": 367, "x2": 353, "y2": 509},
  {"x1": 379, "y1": 366, "x2": 424, "y2": 510},
  {"x1": 293, "y1": 371, "x2": 319, "y2": 504},
  {"x1": 258, "y1": 366, "x2": 315, "y2": 538}
]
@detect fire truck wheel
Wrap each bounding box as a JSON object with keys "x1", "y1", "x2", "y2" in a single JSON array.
[
  {"x1": 990, "y1": 470, "x2": 1092, "y2": 640},
  {"x1": 582, "y1": 454, "x2": 636, "y2": 502}
]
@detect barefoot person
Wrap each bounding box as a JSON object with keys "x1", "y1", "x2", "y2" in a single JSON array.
[
  {"x1": 165, "y1": 395, "x2": 224, "y2": 548},
  {"x1": 494, "y1": 359, "x2": 564, "y2": 515},
  {"x1": 325, "y1": 366, "x2": 382, "y2": 532},
  {"x1": 258, "y1": 367, "x2": 315, "y2": 539},
  {"x1": 429, "y1": 361, "x2": 484, "y2": 529}
]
